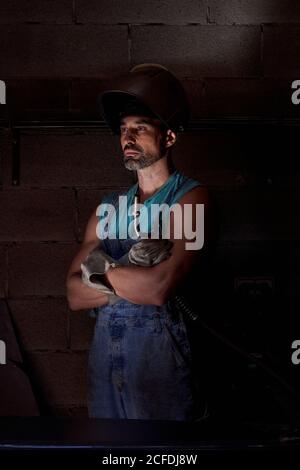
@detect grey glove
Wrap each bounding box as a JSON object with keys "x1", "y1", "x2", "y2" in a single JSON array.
[
  {"x1": 81, "y1": 245, "x2": 121, "y2": 305},
  {"x1": 81, "y1": 246, "x2": 120, "y2": 276},
  {"x1": 127, "y1": 238, "x2": 173, "y2": 266},
  {"x1": 81, "y1": 268, "x2": 121, "y2": 305},
  {"x1": 81, "y1": 239, "x2": 173, "y2": 305}
]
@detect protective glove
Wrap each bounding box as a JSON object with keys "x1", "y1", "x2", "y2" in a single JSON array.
[
  {"x1": 81, "y1": 268, "x2": 121, "y2": 305},
  {"x1": 81, "y1": 246, "x2": 120, "y2": 276},
  {"x1": 81, "y1": 246, "x2": 122, "y2": 305},
  {"x1": 127, "y1": 238, "x2": 173, "y2": 266},
  {"x1": 81, "y1": 239, "x2": 173, "y2": 305}
]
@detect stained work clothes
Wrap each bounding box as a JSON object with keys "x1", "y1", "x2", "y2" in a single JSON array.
[{"x1": 87, "y1": 170, "x2": 202, "y2": 420}]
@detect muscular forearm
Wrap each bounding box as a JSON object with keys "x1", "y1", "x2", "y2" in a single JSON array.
[
  {"x1": 67, "y1": 272, "x2": 109, "y2": 311},
  {"x1": 105, "y1": 264, "x2": 169, "y2": 306}
]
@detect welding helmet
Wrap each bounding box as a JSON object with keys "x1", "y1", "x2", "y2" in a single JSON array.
[{"x1": 98, "y1": 63, "x2": 189, "y2": 135}]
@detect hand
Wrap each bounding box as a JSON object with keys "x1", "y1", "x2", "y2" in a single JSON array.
[
  {"x1": 81, "y1": 263, "x2": 122, "y2": 305},
  {"x1": 81, "y1": 244, "x2": 122, "y2": 305},
  {"x1": 127, "y1": 238, "x2": 173, "y2": 266},
  {"x1": 81, "y1": 244, "x2": 120, "y2": 276}
]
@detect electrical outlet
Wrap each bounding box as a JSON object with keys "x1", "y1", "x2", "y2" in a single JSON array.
[{"x1": 234, "y1": 276, "x2": 274, "y2": 297}]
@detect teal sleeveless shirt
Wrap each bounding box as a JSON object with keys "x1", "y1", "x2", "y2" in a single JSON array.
[
  {"x1": 89, "y1": 169, "x2": 202, "y2": 315},
  {"x1": 97, "y1": 169, "x2": 202, "y2": 242}
]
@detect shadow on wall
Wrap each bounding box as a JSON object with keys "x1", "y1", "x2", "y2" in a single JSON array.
[{"x1": 0, "y1": 300, "x2": 40, "y2": 416}]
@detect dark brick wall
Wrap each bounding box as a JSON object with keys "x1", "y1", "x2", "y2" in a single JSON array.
[{"x1": 0, "y1": 0, "x2": 299, "y2": 417}]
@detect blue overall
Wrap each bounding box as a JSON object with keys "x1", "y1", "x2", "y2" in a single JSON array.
[{"x1": 87, "y1": 170, "x2": 202, "y2": 421}]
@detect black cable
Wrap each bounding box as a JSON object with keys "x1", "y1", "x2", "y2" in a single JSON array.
[{"x1": 173, "y1": 294, "x2": 300, "y2": 405}]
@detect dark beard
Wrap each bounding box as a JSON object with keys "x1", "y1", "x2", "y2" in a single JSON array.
[
  {"x1": 124, "y1": 140, "x2": 167, "y2": 171},
  {"x1": 124, "y1": 152, "x2": 163, "y2": 170}
]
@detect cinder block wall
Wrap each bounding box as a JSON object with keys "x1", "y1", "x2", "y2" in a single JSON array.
[{"x1": 0, "y1": 0, "x2": 300, "y2": 415}]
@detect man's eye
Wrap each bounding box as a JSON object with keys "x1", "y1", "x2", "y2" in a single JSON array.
[{"x1": 120, "y1": 126, "x2": 146, "y2": 133}]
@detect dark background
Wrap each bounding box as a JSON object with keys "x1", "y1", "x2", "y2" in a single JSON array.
[{"x1": 0, "y1": 0, "x2": 300, "y2": 420}]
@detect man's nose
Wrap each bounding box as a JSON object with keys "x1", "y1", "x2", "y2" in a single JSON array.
[{"x1": 122, "y1": 128, "x2": 136, "y2": 143}]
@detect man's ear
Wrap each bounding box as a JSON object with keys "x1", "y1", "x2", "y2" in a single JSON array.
[{"x1": 165, "y1": 129, "x2": 177, "y2": 148}]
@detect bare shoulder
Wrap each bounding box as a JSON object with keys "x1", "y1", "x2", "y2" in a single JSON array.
[{"x1": 176, "y1": 185, "x2": 211, "y2": 205}]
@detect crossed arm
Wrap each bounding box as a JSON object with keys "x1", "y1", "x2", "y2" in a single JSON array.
[{"x1": 66, "y1": 186, "x2": 212, "y2": 310}]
